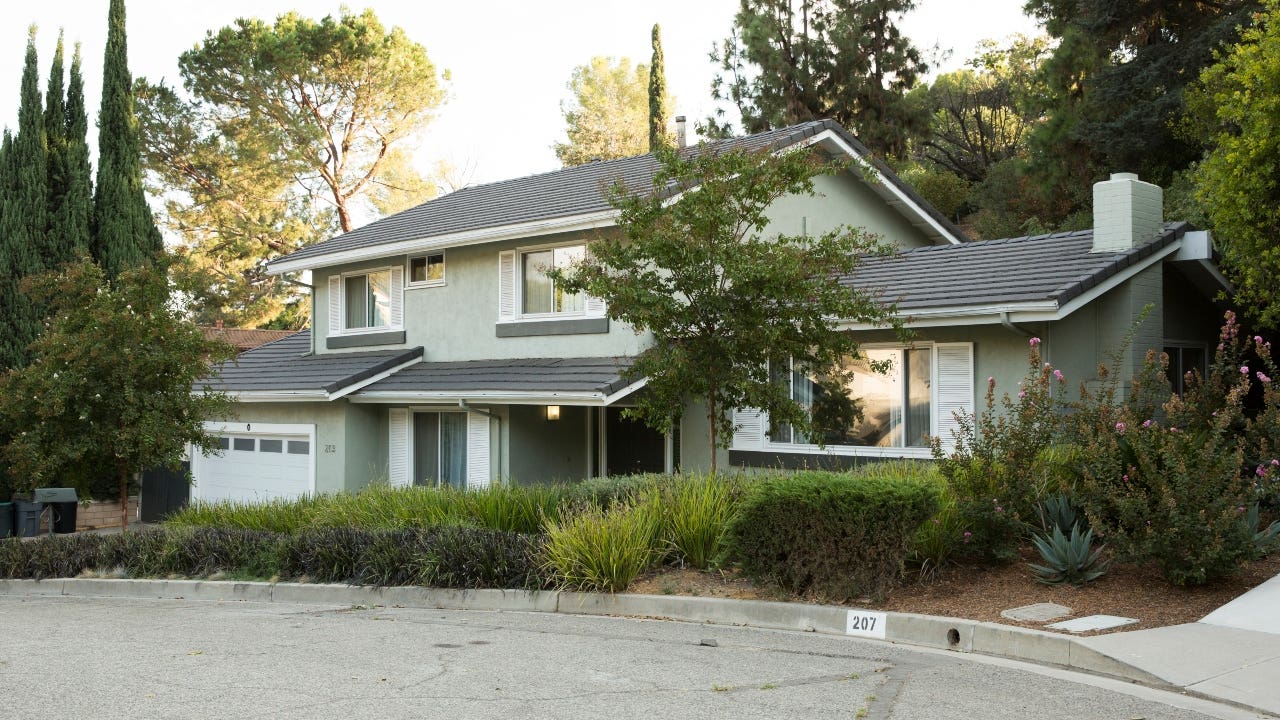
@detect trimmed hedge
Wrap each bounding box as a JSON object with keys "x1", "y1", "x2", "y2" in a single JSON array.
[{"x1": 723, "y1": 471, "x2": 939, "y2": 601}]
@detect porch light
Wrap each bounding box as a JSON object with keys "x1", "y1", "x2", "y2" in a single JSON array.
[{"x1": 546, "y1": 405, "x2": 561, "y2": 421}]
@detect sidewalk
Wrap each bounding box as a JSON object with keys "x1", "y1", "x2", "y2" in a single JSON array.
[{"x1": 1079, "y1": 572, "x2": 1280, "y2": 716}]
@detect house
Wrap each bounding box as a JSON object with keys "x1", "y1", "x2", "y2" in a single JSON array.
[
  {"x1": 193, "y1": 119, "x2": 1228, "y2": 503},
  {"x1": 201, "y1": 321, "x2": 296, "y2": 353}
]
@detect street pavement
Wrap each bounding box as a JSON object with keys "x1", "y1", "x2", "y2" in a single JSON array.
[{"x1": 0, "y1": 594, "x2": 1264, "y2": 720}]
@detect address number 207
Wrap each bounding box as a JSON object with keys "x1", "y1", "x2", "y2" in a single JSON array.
[{"x1": 845, "y1": 610, "x2": 887, "y2": 639}]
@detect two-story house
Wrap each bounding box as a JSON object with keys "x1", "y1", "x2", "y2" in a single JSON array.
[{"x1": 193, "y1": 120, "x2": 1229, "y2": 504}]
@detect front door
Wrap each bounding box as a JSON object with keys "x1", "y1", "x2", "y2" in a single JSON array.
[{"x1": 605, "y1": 408, "x2": 665, "y2": 476}]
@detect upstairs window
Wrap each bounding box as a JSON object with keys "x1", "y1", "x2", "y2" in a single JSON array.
[
  {"x1": 344, "y1": 270, "x2": 392, "y2": 330},
  {"x1": 409, "y1": 252, "x2": 445, "y2": 286},
  {"x1": 521, "y1": 245, "x2": 585, "y2": 316}
]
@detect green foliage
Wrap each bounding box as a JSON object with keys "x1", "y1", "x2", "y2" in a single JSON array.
[
  {"x1": 49, "y1": 41, "x2": 92, "y2": 265},
  {"x1": 661, "y1": 473, "x2": 740, "y2": 569},
  {"x1": 724, "y1": 471, "x2": 938, "y2": 601},
  {"x1": 553, "y1": 144, "x2": 896, "y2": 471},
  {"x1": 540, "y1": 492, "x2": 665, "y2": 592},
  {"x1": 93, "y1": 0, "x2": 163, "y2": 280},
  {"x1": 1029, "y1": 524, "x2": 1109, "y2": 586},
  {"x1": 1188, "y1": 1, "x2": 1280, "y2": 328},
  {"x1": 1035, "y1": 491, "x2": 1088, "y2": 536},
  {"x1": 137, "y1": 8, "x2": 446, "y2": 326},
  {"x1": 166, "y1": 495, "x2": 331, "y2": 534},
  {"x1": 648, "y1": 24, "x2": 669, "y2": 151},
  {"x1": 709, "y1": 0, "x2": 928, "y2": 158},
  {"x1": 1245, "y1": 505, "x2": 1280, "y2": 556},
  {"x1": 553, "y1": 56, "x2": 668, "y2": 166},
  {"x1": 0, "y1": 260, "x2": 236, "y2": 524},
  {"x1": 908, "y1": 465, "x2": 961, "y2": 573}
]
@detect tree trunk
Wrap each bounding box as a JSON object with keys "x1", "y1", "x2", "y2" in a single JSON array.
[
  {"x1": 118, "y1": 463, "x2": 129, "y2": 532},
  {"x1": 708, "y1": 390, "x2": 718, "y2": 476}
]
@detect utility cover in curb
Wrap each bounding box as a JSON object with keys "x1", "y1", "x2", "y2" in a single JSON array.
[
  {"x1": 1000, "y1": 603, "x2": 1072, "y2": 622},
  {"x1": 1046, "y1": 614, "x2": 1139, "y2": 633}
]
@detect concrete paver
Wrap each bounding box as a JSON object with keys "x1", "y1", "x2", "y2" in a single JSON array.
[
  {"x1": 1046, "y1": 614, "x2": 1139, "y2": 632},
  {"x1": 1202, "y1": 573, "x2": 1280, "y2": 635},
  {"x1": 999, "y1": 602, "x2": 1072, "y2": 622}
]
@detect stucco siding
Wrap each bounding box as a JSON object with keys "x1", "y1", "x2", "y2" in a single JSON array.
[{"x1": 763, "y1": 171, "x2": 935, "y2": 251}]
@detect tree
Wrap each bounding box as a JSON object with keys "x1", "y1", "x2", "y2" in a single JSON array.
[
  {"x1": 555, "y1": 57, "x2": 655, "y2": 166},
  {"x1": 138, "y1": 7, "x2": 446, "y2": 326},
  {"x1": 553, "y1": 144, "x2": 898, "y2": 472},
  {"x1": 1188, "y1": 0, "x2": 1280, "y2": 328},
  {"x1": 51, "y1": 41, "x2": 93, "y2": 264},
  {"x1": 649, "y1": 24, "x2": 670, "y2": 151},
  {"x1": 93, "y1": 0, "x2": 162, "y2": 281},
  {"x1": 709, "y1": 0, "x2": 928, "y2": 159},
  {"x1": 0, "y1": 26, "x2": 49, "y2": 371},
  {"x1": 0, "y1": 259, "x2": 235, "y2": 529}
]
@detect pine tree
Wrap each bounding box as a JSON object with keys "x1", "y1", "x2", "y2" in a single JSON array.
[
  {"x1": 55, "y1": 42, "x2": 92, "y2": 261},
  {"x1": 648, "y1": 24, "x2": 669, "y2": 151},
  {"x1": 0, "y1": 26, "x2": 49, "y2": 370},
  {"x1": 92, "y1": 0, "x2": 161, "y2": 280},
  {"x1": 43, "y1": 30, "x2": 76, "y2": 266}
]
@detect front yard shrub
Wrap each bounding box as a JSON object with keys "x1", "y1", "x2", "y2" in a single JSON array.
[
  {"x1": 422, "y1": 526, "x2": 546, "y2": 589},
  {"x1": 161, "y1": 527, "x2": 281, "y2": 578},
  {"x1": 1029, "y1": 524, "x2": 1109, "y2": 586},
  {"x1": 309, "y1": 485, "x2": 469, "y2": 530},
  {"x1": 661, "y1": 473, "x2": 740, "y2": 569},
  {"x1": 541, "y1": 491, "x2": 664, "y2": 592},
  {"x1": 166, "y1": 495, "x2": 329, "y2": 534},
  {"x1": 464, "y1": 484, "x2": 563, "y2": 534},
  {"x1": 277, "y1": 527, "x2": 371, "y2": 583},
  {"x1": 723, "y1": 470, "x2": 938, "y2": 601}
]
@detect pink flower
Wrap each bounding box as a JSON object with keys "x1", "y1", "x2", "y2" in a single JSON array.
[
  {"x1": 1115, "y1": 422, "x2": 1126, "y2": 433},
  {"x1": 962, "y1": 531, "x2": 973, "y2": 543},
  {"x1": 1053, "y1": 369, "x2": 1064, "y2": 381},
  {"x1": 1018, "y1": 390, "x2": 1026, "y2": 399},
  {"x1": 1122, "y1": 474, "x2": 1129, "y2": 483},
  {"x1": 1270, "y1": 459, "x2": 1278, "y2": 467},
  {"x1": 986, "y1": 376, "x2": 994, "y2": 383},
  {"x1": 1241, "y1": 366, "x2": 1250, "y2": 375},
  {"x1": 1256, "y1": 336, "x2": 1265, "y2": 344},
  {"x1": 1142, "y1": 419, "x2": 1154, "y2": 428},
  {"x1": 1257, "y1": 466, "x2": 1267, "y2": 477},
  {"x1": 1258, "y1": 372, "x2": 1272, "y2": 384},
  {"x1": 1029, "y1": 337, "x2": 1041, "y2": 347},
  {"x1": 995, "y1": 505, "x2": 1004, "y2": 513}
]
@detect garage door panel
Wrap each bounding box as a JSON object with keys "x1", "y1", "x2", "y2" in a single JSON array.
[{"x1": 195, "y1": 431, "x2": 313, "y2": 503}]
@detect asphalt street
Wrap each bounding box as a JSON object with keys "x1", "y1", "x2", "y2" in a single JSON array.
[{"x1": 0, "y1": 595, "x2": 1262, "y2": 719}]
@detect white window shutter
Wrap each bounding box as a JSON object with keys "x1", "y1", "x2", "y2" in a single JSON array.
[
  {"x1": 585, "y1": 294, "x2": 606, "y2": 318},
  {"x1": 934, "y1": 343, "x2": 975, "y2": 452},
  {"x1": 388, "y1": 408, "x2": 409, "y2": 487},
  {"x1": 389, "y1": 265, "x2": 404, "y2": 328},
  {"x1": 328, "y1": 275, "x2": 341, "y2": 336},
  {"x1": 498, "y1": 250, "x2": 516, "y2": 321},
  {"x1": 466, "y1": 411, "x2": 491, "y2": 489},
  {"x1": 731, "y1": 407, "x2": 764, "y2": 450}
]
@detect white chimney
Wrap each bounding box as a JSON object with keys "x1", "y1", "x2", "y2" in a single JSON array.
[
  {"x1": 1091, "y1": 172, "x2": 1163, "y2": 253},
  {"x1": 675, "y1": 115, "x2": 687, "y2": 149}
]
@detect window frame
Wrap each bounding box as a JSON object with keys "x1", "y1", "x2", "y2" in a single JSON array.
[
  {"x1": 406, "y1": 251, "x2": 446, "y2": 288},
  {"x1": 411, "y1": 410, "x2": 469, "y2": 489},
  {"x1": 1164, "y1": 341, "x2": 1209, "y2": 395},
  {"x1": 762, "y1": 342, "x2": 940, "y2": 459},
  {"x1": 338, "y1": 266, "x2": 397, "y2": 335},
  {"x1": 515, "y1": 241, "x2": 588, "y2": 320}
]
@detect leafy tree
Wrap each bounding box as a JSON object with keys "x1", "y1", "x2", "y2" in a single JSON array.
[
  {"x1": 1188, "y1": 0, "x2": 1280, "y2": 328},
  {"x1": 93, "y1": 0, "x2": 162, "y2": 281},
  {"x1": 649, "y1": 24, "x2": 670, "y2": 151},
  {"x1": 138, "y1": 7, "x2": 446, "y2": 326},
  {"x1": 553, "y1": 144, "x2": 898, "y2": 472},
  {"x1": 0, "y1": 26, "x2": 49, "y2": 371},
  {"x1": 0, "y1": 259, "x2": 235, "y2": 529},
  {"x1": 554, "y1": 56, "x2": 672, "y2": 166},
  {"x1": 709, "y1": 0, "x2": 927, "y2": 159},
  {"x1": 1025, "y1": 0, "x2": 1259, "y2": 199}
]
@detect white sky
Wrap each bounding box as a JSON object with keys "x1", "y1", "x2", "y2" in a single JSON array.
[{"x1": 0, "y1": 0, "x2": 1041, "y2": 188}]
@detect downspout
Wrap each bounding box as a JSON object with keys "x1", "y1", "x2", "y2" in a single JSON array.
[
  {"x1": 459, "y1": 400, "x2": 503, "y2": 485},
  {"x1": 1000, "y1": 311, "x2": 1033, "y2": 338}
]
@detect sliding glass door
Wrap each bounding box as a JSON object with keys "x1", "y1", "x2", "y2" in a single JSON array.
[{"x1": 413, "y1": 412, "x2": 468, "y2": 489}]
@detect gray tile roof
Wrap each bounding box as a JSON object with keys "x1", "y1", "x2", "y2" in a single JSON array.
[
  {"x1": 845, "y1": 222, "x2": 1189, "y2": 311},
  {"x1": 360, "y1": 356, "x2": 636, "y2": 396},
  {"x1": 270, "y1": 120, "x2": 965, "y2": 268},
  {"x1": 201, "y1": 331, "x2": 423, "y2": 394}
]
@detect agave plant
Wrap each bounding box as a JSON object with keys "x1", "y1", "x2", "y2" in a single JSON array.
[
  {"x1": 1035, "y1": 492, "x2": 1088, "y2": 536},
  {"x1": 1029, "y1": 524, "x2": 1110, "y2": 586},
  {"x1": 1246, "y1": 504, "x2": 1280, "y2": 556}
]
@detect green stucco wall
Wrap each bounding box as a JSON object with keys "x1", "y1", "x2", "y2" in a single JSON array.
[
  {"x1": 507, "y1": 404, "x2": 590, "y2": 484},
  {"x1": 763, "y1": 171, "x2": 936, "y2": 251}
]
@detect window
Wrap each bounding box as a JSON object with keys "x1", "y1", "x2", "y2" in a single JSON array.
[
  {"x1": 1165, "y1": 345, "x2": 1207, "y2": 395},
  {"x1": 769, "y1": 347, "x2": 933, "y2": 448},
  {"x1": 413, "y1": 412, "x2": 468, "y2": 489},
  {"x1": 344, "y1": 270, "x2": 392, "y2": 330},
  {"x1": 259, "y1": 439, "x2": 283, "y2": 453},
  {"x1": 409, "y1": 253, "x2": 445, "y2": 286},
  {"x1": 287, "y1": 440, "x2": 310, "y2": 455},
  {"x1": 521, "y1": 245, "x2": 585, "y2": 316},
  {"x1": 232, "y1": 438, "x2": 256, "y2": 452}
]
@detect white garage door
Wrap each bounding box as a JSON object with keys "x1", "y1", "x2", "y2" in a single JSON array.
[{"x1": 192, "y1": 423, "x2": 315, "y2": 503}]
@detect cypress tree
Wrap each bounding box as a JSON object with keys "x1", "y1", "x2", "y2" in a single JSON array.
[
  {"x1": 44, "y1": 30, "x2": 74, "y2": 266},
  {"x1": 0, "y1": 26, "x2": 49, "y2": 370},
  {"x1": 54, "y1": 42, "x2": 92, "y2": 261},
  {"x1": 92, "y1": 0, "x2": 161, "y2": 280},
  {"x1": 648, "y1": 24, "x2": 669, "y2": 151}
]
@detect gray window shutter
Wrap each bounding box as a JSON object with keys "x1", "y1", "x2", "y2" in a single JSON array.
[
  {"x1": 390, "y1": 265, "x2": 404, "y2": 328},
  {"x1": 498, "y1": 250, "x2": 516, "y2": 321},
  {"x1": 389, "y1": 408, "x2": 409, "y2": 487},
  {"x1": 731, "y1": 407, "x2": 764, "y2": 450},
  {"x1": 328, "y1": 275, "x2": 341, "y2": 336},
  {"x1": 466, "y1": 411, "x2": 491, "y2": 489},
  {"x1": 934, "y1": 343, "x2": 975, "y2": 452}
]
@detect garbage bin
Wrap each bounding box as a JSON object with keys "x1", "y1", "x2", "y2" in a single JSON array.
[
  {"x1": 13, "y1": 500, "x2": 41, "y2": 537},
  {"x1": 51, "y1": 501, "x2": 77, "y2": 534},
  {"x1": 0, "y1": 501, "x2": 12, "y2": 539}
]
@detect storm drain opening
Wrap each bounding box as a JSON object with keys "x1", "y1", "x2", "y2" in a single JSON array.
[{"x1": 946, "y1": 628, "x2": 960, "y2": 646}]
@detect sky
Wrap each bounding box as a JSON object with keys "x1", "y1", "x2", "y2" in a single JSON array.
[{"x1": 0, "y1": 0, "x2": 1042, "y2": 188}]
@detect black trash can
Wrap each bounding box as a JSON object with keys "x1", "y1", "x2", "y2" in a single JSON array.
[
  {"x1": 13, "y1": 500, "x2": 41, "y2": 537},
  {"x1": 0, "y1": 501, "x2": 12, "y2": 538},
  {"x1": 51, "y1": 501, "x2": 77, "y2": 534}
]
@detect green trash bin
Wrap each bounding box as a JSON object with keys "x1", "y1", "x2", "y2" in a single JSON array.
[
  {"x1": 0, "y1": 501, "x2": 12, "y2": 538},
  {"x1": 13, "y1": 500, "x2": 41, "y2": 537}
]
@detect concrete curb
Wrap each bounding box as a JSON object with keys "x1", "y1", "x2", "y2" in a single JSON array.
[{"x1": 0, "y1": 578, "x2": 1163, "y2": 688}]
